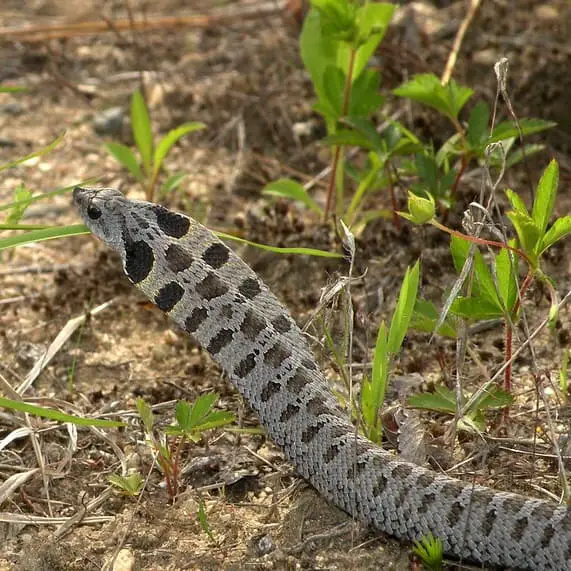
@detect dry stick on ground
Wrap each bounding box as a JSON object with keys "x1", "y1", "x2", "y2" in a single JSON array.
[{"x1": 0, "y1": 3, "x2": 282, "y2": 42}]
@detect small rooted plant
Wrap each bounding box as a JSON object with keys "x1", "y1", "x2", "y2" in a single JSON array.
[
  {"x1": 109, "y1": 472, "x2": 145, "y2": 497},
  {"x1": 135, "y1": 394, "x2": 234, "y2": 502},
  {"x1": 412, "y1": 532, "x2": 444, "y2": 571},
  {"x1": 406, "y1": 159, "x2": 570, "y2": 398},
  {"x1": 105, "y1": 89, "x2": 205, "y2": 201},
  {"x1": 261, "y1": 0, "x2": 554, "y2": 230},
  {"x1": 360, "y1": 260, "x2": 420, "y2": 443}
]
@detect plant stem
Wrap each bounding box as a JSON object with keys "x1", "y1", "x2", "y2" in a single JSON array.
[
  {"x1": 451, "y1": 154, "x2": 468, "y2": 197},
  {"x1": 386, "y1": 162, "x2": 401, "y2": 230},
  {"x1": 324, "y1": 47, "x2": 357, "y2": 220},
  {"x1": 430, "y1": 219, "x2": 534, "y2": 267}
]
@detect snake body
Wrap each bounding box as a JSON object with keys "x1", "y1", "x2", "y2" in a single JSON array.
[{"x1": 73, "y1": 187, "x2": 571, "y2": 570}]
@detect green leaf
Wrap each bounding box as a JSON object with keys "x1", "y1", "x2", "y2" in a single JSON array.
[
  {"x1": 262, "y1": 178, "x2": 323, "y2": 214},
  {"x1": 189, "y1": 393, "x2": 218, "y2": 427},
  {"x1": 363, "y1": 320, "x2": 389, "y2": 441},
  {"x1": 539, "y1": 216, "x2": 571, "y2": 254},
  {"x1": 471, "y1": 386, "x2": 514, "y2": 411},
  {"x1": 387, "y1": 261, "x2": 420, "y2": 354},
  {"x1": 0, "y1": 397, "x2": 125, "y2": 427},
  {"x1": 410, "y1": 299, "x2": 457, "y2": 338},
  {"x1": 153, "y1": 122, "x2": 205, "y2": 176},
  {"x1": 300, "y1": 10, "x2": 339, "y2": 103},
  {"x1": 6, "y1": 183, "x2": 33, "y2": 224},
  {"x1": 467, "y1": 101, "x2": 490, "y2": 148},
  {"x1": 450, "y1": 236, "x2": 501, "y2": 307},
  {"x1": 408, "y1": 385, "x2": 457, "y2": 414},
  {"x1": 198, "y1": 499, "x2": 216, "y2": 544},
  {"x1": 174, "y1": 400, "x2": 193, "y2": 431},
  {"x1": 393, "y1": 74, "x2": 473, "y2": 119},
  {"x1": 347, "y1": 70, "x2": 384, "y2": 117},
  {"x1": 215, "y1": 231, "x2": 342, "y2": 258},
  {"x1": 502, "y1": 143, "x2": 546, "y2": 168},
  {"x1": 131, "y1": 90, "x2": 153, "y2": 175},
  {"x1": 0, "y1": 132, "x2": 65, "y2": 172},
  {"x1": 109, "y1": 472, "x2": 144, "y2": 496},
  {"x1": 160, "y1": 173, "x2": 187, "y2": 196},
  {"x1": 488, "y1": 118, "x2": 556, "y2": 144},
  {"x1": 505, "y1": 188, "x2": 528, "y2": 216},
  {"x1": 450, "y1": 296, "x2": 504, "y2": 320},
  {"x1": 414, "y1": 152, "x2": 439, "y2": 194},
  {"x1": 495, "y1": 247, "x2": 518, "y2": 312},
  {"x1": 0, "y1": 224, "x2": 89, "y2": 251},
  {"x1": 506, "y1": 210, "x2": 541, "y2": 257},
  {"x1": 104, "y1": 142, "x2": 144, "y2": 182},
  {"x1": 532, "y1": 159, "x2": 559, "y2": 236},
  {"x1": 136, "y1": 398, "x2": 154, "y2": 433},
  {"x1": 0, "y1": 85, "x2": 26, "y2": 93}
]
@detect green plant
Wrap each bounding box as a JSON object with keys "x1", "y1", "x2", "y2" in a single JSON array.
[
  {"x1": 412, "y1": 532, "x2": 444, "y2": 571},
  {"x1": 109, "y1": 472, "x2": 144, "y2": 496},
  {"x1": 136, "y1": 394, "x2": 234, "y2": 501},
  {"x1": 261, "y1": 0, "x2": 553, "y2": 229},
  {"x1": 104, "y1": 89, "x2": 205, "y2": 201},
  {"x1": 561, "y1": 348, "x2": 570, "y2": 405},
  {"x1": 408, "y1": 385, "x2": 513, "y2": 433},
  {"x1": 360, "y1": 260, "x2": 420, "y2": 442},
  {"x1": 405, "y1": 159, "x2": 570, "y2": 393}
]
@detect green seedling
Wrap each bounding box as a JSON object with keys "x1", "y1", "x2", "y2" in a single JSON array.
[
  {"x1": 105, "y1": 89, "x2": 205, "y2": 201},
  {"x1": 361, "y1": 260, "x2": 420, "y2": 442},
  {"x1": 561, "y1": 349, "x2": 570, "y2": 405},
  {"x1": 136, "y1": 395, "x2": 234, "y2": 502},
  {"x1": 408, "y1": 384, "x2": 513, "y2": 433},
  {"x1": 412, "y1": 532, "x2": 444, "y2": 571},
  {"x1": 109, "y1": 472, "x2": 144, "y2": 497}
]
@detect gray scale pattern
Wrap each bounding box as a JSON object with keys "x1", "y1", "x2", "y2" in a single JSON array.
[{"x1": 73, "y1": 187, "x2": 571, "y2": 570}]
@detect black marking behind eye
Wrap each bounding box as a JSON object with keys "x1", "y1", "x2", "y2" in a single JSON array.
[
  {"x1": 235, "y1": 353, "x2": 256, "y2": 379},
  {"x1": 185, "y1": 307, "x2": 208, "y2": 333},
  {"x1": 155, "y1": 282, "x2": 184, "y2": 312},
  {"x1": 124, "y1": 240, "x2": 154, "y2": 284},
  {"x1": 272, "y1": 314, "x2": 291, "y2": 333},
  {"x1": 241, "y1": 309, "x2": 266, "y2": 340},
  {"x1": 87, "y1": 204, "x2": 102, "y2": 220},
  {"x1": 153, "y1": 205, "x2": 190, "y2": 238},
  {"x1": 207, "y1": 329, "x2": 234, "y2": 354},
  {"x1": 166, "y1": 243, "x2": 193, "y2": 273},
  {"x1": 202, "y1": 242, "x2": 230, "y2": 269},
  {"x1": 238, "y1": 277, "x2": 262, "y2": 299},
  {"x1": 196, "y1": 273, "x2": 229, "y2": 300}
]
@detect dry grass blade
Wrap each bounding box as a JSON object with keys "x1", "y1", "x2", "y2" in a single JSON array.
[
  {"x1": 0, "y1": 469, "x2": 38, "y2": 503},
  {"x1": 17, "y1": 299, "x2": 115, "y2": 395}
]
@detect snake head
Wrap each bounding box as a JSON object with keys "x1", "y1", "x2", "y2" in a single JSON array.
[{"x1": 73, "y1": 186, "x2": 130, "y2": 252}]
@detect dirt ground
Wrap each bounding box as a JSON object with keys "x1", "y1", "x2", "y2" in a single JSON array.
[{"x1": 0, "y1": 1, "x2": 570, "y2": 570}]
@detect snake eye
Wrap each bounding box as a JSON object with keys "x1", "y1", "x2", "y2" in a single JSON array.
[{"x1": 87, "y1": 204, "x2": 102, "y2": 220}]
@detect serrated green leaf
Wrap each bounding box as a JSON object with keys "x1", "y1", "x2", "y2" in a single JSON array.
[
  {"x1": 153, "y1": 122, "x2": 205, "y2": 176},
  {"x1": 322, "y1": 129, "x2": 377, "y2": 150},
  {"x1": 408, "y1": 386, "x2": 457, "y2": 414},
  {"x1": 104, "y1": 142, "x2": 144, "y2": 182},
  {"x1": 467, "y1": 101, "x2": 490, "y2": 148},
  {"x1": 393, "y1": 74, "x2": 473, "y2": 119},
  {"x1": 262, "y1": 178, "x2": 322, "y2": 214},
  {"x1": 131, "y1": 90, "x2": 153, "y2": 175},
  {"x1": 471, "y1": 386, "x2": 514, "y2": 411},
  {"x1": 539, "y1": 216, "x2": 571, "y2": 254},
  {"x1": 450, "y1": 296, "x2": 503, "y2": 319},
  {"x1": 532, "y1": 159, "x2": 559, "y2": 236},
  {"x1": 347, "y1": 69, "x2": 383, "y2": 117},
  {"x1": 410, "y1": 299, "x2": 457, "y2": 338},
  {"x1": 175, "y1": 400, "x2": 193, "y2": 431},
  {"x1": 415, "y1": 152, "x2": 439, "y2": 194},
  {"x1": 189, "y1": 393, "x2": 218, "y2": 427}
]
